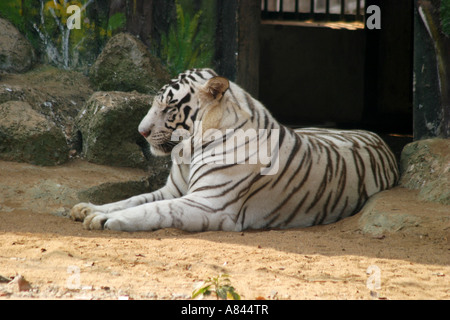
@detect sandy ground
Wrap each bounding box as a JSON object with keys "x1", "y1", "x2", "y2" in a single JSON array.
[{"x1": 0, "y1": 159, "x2": 448, "y2": 300}]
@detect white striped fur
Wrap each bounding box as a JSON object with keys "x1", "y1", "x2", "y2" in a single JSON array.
[{"x1": 70, "y1": 69, "x2": 399, "y2": 231}]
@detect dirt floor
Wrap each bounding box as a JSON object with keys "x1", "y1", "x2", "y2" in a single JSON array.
[{"x1": 0, "y1": 159, "x2": 448, "y2": 300}]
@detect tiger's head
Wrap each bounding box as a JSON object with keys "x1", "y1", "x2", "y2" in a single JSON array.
[{"x1": 138, "y1": 68, "x2": 229, "y2": 156}]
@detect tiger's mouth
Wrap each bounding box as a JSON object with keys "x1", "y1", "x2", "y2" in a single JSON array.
[
  {"x1": 149, "y1": 141, "x2": 178, "y2": 156},
  {"x1": 147, "y1": 127, "x2": 192, "y2": 156},
  {"x1": 144, "y1": 130, "x2": 175, "y2": 156}
]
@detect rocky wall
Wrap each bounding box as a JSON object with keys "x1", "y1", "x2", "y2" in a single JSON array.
[{"x1": 0, "y1": 16, "x2": 171, "y2": 177}]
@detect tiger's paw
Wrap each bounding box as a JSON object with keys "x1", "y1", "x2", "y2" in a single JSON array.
[
  {"x1": 83, "y1": 212, "x2": 108, "y2": 230},
  {"x1": 70, "y1": 203, "x2": 97, "y2": 222},
  {"x1": 83, "y1": 213, "x2": 125, "y2": 231}
]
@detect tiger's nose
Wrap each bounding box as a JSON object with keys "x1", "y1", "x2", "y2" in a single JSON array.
[
  {"x1": 138, "y1": 120, "x2": 153, "y2": 138},
  {"x1": 140, "y1": 129, "x2": 151, "y2": 138}
]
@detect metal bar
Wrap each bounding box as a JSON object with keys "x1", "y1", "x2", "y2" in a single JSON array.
[
  {"x1": 325, "y1": 0, "x2": 330, "y2": 20},
  {"x1": 356, "y1": 0, "x2": 361, "y2": 21},
  {"x1": 260, "y1": 0, "x2": 364, "y2": 22}
]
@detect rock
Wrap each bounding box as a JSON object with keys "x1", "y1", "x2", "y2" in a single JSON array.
[
  {"x1": 359, "y1": 138, "x2": 450, "y2": 236},
  {"x1": 51, "y1": 207, "x2": 70, "y2": 218},
  {"x1": 75, "y1": 91, "x2": 171, "y2": 169},
  {"x1": 0, "y1": 18, "x2": 35, "y2": 73},
  {"x1": 358, "y1": 187, "x2": 449, "y2": 236},
  {"x1": 0, "y1": 65, "x2": 93, "y2": 142},
  {"x1": 89, "y1": 33, "x2": 171, "y2": 94},
  {"x1": 358, "y1": 191, "x2": 421, "y2": 236},
  {"x1": 7, "y1": 275, "x2": 31, "y2": 292},
  {"x1": 77, "y1": 171, "x2": 170, "y2": 205},
  {"x1": 399, "y1": 138, "x2": 450, "y2": 205},
  {"x1": 0, "y1": 101, "x2": 68, "y2": 166},
  {"x1": 77, "y1": 179, "x2": 154, "y2": 205}
]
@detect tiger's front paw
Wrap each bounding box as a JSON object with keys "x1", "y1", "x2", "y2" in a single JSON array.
[
  {"x1": 83, "y1": 212, "x2": 108, "y2": 230},
  {"x1": 70, "y1": 203, "x2": 96, "y2": 222}
]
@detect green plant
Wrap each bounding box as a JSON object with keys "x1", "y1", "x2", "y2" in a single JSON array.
[
  {"x1": 0, "y1": 0, "x2": 41, "y2": 49},
  {"x1": 0, "y1": 0, "x2": 23, "y2": 28},
  {"x1": 0, "y1": 0, "x2": 125, "y2": 72},
  {"x1": 192, "y1": 274, "x2": 241, "y2": 300},
  {"x1": 160, "y1": 0, "x2": 214, "y2": 76},
  {"x1": 107, "y1": 12, "x2": 126, "y2": 33},
  {"x1": 442, "y1": 0, "x2": 450, "y2": 36}
]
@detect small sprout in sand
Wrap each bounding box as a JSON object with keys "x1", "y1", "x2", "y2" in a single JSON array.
[{"x1": 192, "y1": 274, "x2": 240, "y2": 300}]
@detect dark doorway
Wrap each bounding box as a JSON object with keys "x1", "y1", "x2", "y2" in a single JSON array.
[{"x1": 258, "y1": 0, "x2": 413, "y2": 138}]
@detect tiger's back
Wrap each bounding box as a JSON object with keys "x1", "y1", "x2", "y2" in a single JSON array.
[{"x1": 239, "y1": 126, "x2": 399, "y2": 229}]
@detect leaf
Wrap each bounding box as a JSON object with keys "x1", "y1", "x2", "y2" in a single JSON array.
[
  {"x1": 221, "y1": 285, "x2": 241, "y2": 300},
  {"x1": 108, "y1": 12, "x2": 126, "y2": 31},
  {"x1": 442, "y1": 0, "x2": 450, "y2": 36},
  {"x1": 228, "y1": 290, "x2": 241, "y2": 300},
  {"x1": 192, "y1": 284, "x2": 211, "y2": 299},
  {"x1": 216, "y1": 287, "x2": 228, "y2": 300},
  {"x1": 192, "y1": 274, "x2": 241, "y2": 300},
  {"x1": 160, "y1": 0, "x2": 214, "y2": 75}
]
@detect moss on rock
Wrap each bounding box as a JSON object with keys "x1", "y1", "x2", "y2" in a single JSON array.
[
  {"x1": 0, "y1": 18, "x2": 35, "y2": 73},
  {"x1": 0, "y1": 101, "x2": 68, "y2": 165},
  {"x1": 76, "y1": 91, "x2": 162, "y2": 169},
  {"x1": 400, "y1": 138, "x2": 450, "y2": 205},
  {"x1": 89, "y1": 33, "x2": 171, "y2": 94}
]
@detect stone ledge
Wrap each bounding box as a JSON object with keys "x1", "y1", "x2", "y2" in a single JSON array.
[
  {"x1": 358, "y1": 187, "x2": 450, "y2": 236},
  {"x1": 400, "y1": 138, "x2": 450, "y2": 205}
]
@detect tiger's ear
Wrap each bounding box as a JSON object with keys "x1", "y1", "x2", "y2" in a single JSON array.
[{"x1": 204, "y1": 76, "x2": 229, "y2": 100}]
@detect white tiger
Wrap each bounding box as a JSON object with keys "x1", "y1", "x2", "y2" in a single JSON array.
[{"x1": 70, "y1": 68, "x2": 399, "y2": 232}]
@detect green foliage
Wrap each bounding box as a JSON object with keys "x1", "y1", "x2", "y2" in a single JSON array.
[
  {"x1": 442, "y1": 0, "x2": 450, "y2": 36},
  {"x1": 107, "y1": 12, "x2": 126, "y2": 32},
  {"x1": 0, "y1": 0, "x2": 125, "y2": 72},
  {"x1": 160, "y1": 0, "x2": 215, "y2": 76},
  {"x1": 0, "y1": 0, "x2": 41, "y2": 49},
  {"x1": 0, "y1": 0, "x2": 217, "y2": 74},
  {"x1": 192, "y1": 274, "x2": 241, "y2": 300},
  {"x1": 0, "y1": 0, "x2": 22, "y2": 28}
]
